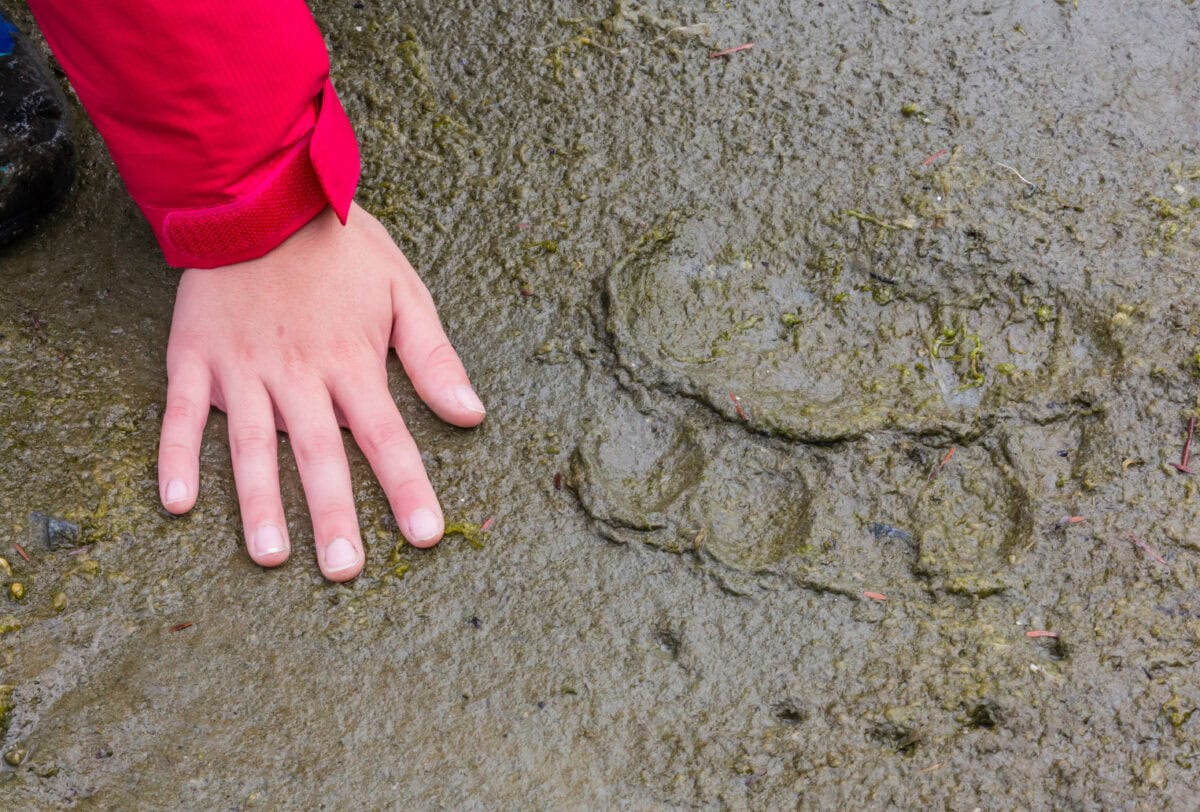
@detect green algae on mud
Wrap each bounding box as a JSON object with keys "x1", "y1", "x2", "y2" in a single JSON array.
[{"x1": 442, "y1": 520, "x2": 489, "y2": 550}]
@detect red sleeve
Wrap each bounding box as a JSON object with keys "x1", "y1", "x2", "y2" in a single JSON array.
[{"x1": 25, "y1": 1, "x2": 361, "y2": 269}]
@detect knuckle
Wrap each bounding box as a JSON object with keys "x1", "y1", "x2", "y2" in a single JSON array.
[
  {"x1": 325, "y1": 340, "x2": 383, "y2": 387},
  {"x1": 387, "y1": 476, "x2": 430, "y2": 505},
  {"x1": 158, "y1": 439, "x2": 195, "y2": 460},
  {"x1": 230, "y1": 424, "x2": 276, "y2": 458},
  {"x1": 236, "y1": 487, "x2": 278, "y2": 519},
  {"x1": 328, "y1": 335, "x2": 363, "y2": 367},
  {"x1": 327, "y1": 360, "x2": 382, "y2": 396},
  {"x1": 314, "y1": 503, "x2": 358, "y2": 532},
  {"x1": 279, "y1": 345, "x2": 307, "y2": 377},
  {"x1": 163, "y1": 396, "x2": 203, "y2": 426},
  {"x1": 166, "y1": 331, "x2": 209, "y2": 364},
  {"x1": 423, "y1": 341, "x2": 462, "y2": 374},
  {"x1": 291, "y1": 428, "x2": 346, "y2": 468},
  {"x1": 359, "y1": 418, "x2": 413, "y2": 459},
  {"x1": 234, "y1": 342, "x2": 259, "y2": 368}
]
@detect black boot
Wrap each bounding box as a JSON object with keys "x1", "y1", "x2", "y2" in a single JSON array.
[{"x1": 0, "y1": 11, "x2": 74, "y2": 247}]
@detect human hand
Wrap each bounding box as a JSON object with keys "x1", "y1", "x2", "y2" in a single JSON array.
[{"x1": 155, "y1": 203, "x2": 486, "y2": 581}]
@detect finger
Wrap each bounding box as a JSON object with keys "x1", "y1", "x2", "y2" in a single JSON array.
[
  {"x1": 329, "y1": 369, "x2": 444, "y2": 549},
  {"x1": 158, "y1": 360, "x2": 211, "y2": 514},
  {"x1": 391, "y1": 275, "x2": 486, "y2": 428},
  {"x1": 225, "y1": 379, "x2": 291, "y2": 568},
  {"x1": 269, "y1": 381, "x2": 364, "y2": 581}
]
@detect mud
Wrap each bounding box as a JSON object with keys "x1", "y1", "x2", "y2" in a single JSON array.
[{"x1": 2, "y1": 0, "x2": 1200, "y2": 807}]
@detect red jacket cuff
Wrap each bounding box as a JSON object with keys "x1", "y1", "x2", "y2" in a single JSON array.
[
  {"x1": 27, "y1": 0, "x2": 361, "y2": 270},
  {"x1": 142, "y1": 79, "x2": 360, "y2": 269}
]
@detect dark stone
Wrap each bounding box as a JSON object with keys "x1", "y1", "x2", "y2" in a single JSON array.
[
  {"x1": 868, "y1": 522, "x2": 914, "y2": 544},
  {"x1": 0, "y1": 13, "x2": 75, "y2": 247},
  {"x1": 30, "y1": 510, "x2": 81, "y2": 551}
]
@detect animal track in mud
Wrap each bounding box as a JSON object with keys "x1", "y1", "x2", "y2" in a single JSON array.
[
  {"x1": 582, "y1": 210, "x2": 1114, "y2": 595},
  {"x1": 569, "y1": 398, "x2": 812, "y2": 579},
  {"x1": 570, "y1": 387, "x2": 1094, "y2": 598},
  {"x1": 605, "y1": 216, "x2": 1107, "y2": 443},
  {"x1": 911, "y1": 443, "x2": 1035, "y2": 597}
]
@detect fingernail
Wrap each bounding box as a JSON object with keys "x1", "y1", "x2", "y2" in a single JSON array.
[
  {"x1": 251, "y1": 524, "x2": 287, "y2": 558},
  {"x1": 164, "y1": 480, "x2": 188, "y2": 505},
  {"x1": 324, "y1": 537, "x2": 359, "y2": 573},
  {"x1": 406, "y1": 508, "x2": 441, "y2": 543},
  {"x1": 454, "y1": 385, "x2": 486, "y2": 415}
]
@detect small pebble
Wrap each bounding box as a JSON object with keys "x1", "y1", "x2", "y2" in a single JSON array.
[{"x1": 30, "y1": 511, "x2": 81, "y2": 551}]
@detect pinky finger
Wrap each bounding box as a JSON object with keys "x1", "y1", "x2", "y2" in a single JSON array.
[{"x1": 158, "y1": 361, "x2": 211, "y2": 514}]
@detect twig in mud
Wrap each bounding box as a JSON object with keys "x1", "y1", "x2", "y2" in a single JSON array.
[
  {"x1": 649, "y1": 24, "x2": 713, "y2": 47},
  {"x1": 993, "y1": 161, "x2": 1039, "y2": 191},
  {"x1": 13, "y1": 543, "x2": 29, "y2": 562},
  {"x1": 1170, "y1": 416, "x2": 1195, "y2": 474},
  {"x1": 928, "y1": 447, "x2": 956, "y2": 481},
  {"x1": 1025, "y1": 630, "x2": 1059, "y2": 639},
  {"x1": 918, "y1": 762, "x2": 945, "y2": 774},
  {"x1": 1127, "y1": 533, "x2": 1169, "y2": 566},
  {"x1": 729, "y1": 392, "x2": 749, "y2": 421},
  {"x1": 536, "y1": 35, "x2": 621, "y2": 57},
  {"x1": 921, "y1": 148, "x2": 948, "y2": 167},
  {"x1": 709, "y1": 43, "x2": 754, "y2": 59},
  {"x1": 169, "y1": 622, "x2": 193, "y2": 633},
  {"x1": 844, "y1": 209, "x2": 899, "y2": 230}
]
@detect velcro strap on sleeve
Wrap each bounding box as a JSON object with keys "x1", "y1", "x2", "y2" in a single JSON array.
[{"x1": 143, "y1": 79, "x2": 360, "y2": 269}]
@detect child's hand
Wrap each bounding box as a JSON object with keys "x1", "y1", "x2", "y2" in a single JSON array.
[{"x1": 155, "y1": 203, "x2": 486, "y2": 581}]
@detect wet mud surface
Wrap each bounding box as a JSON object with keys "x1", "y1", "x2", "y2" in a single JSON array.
[{"x1": 3, "y1": 1, "x2": 1200, "y2": 807}]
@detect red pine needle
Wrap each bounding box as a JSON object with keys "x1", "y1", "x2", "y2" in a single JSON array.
[
  {"x1": 710, "y1": 43, "x2": 755, "y2": 59},
  {"x1": 928, "y1": 446, "x2": 956, "y2": 481},
  {"x1": 921, "y1": 148, "x2": 948, "y2": 167},
  {"x1": 729, "y1": 392, "x2": 749, "y2": 421},
  {"x1": 1128, "y1": 533, "x2": 1168, "y2": 565},
  {"x1": 1171, "y1": 416, "x2": 1196, "y2": 474}
]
